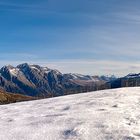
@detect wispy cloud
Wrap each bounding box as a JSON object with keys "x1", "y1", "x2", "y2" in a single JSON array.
[
  {"x1": 0, "y1": 0, "x2": 140, "y2": 76},
  {"x1": 0, "y1": 1, "x2": 48, "y2": 13}
]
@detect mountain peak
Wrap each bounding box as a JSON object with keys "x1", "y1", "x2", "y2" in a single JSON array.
[
  {"x1": 2, "y1": 65, "x2": 14, "y2": 70},
  {"x1": 125, "y1": 73, "x2": 140, "y2": 78},
  {"x1": 0, "y1": 65, "x2": 15, "y2": 73},
  {"x1": 17, "y1": 63, "x2": 30, "y2": 69}
]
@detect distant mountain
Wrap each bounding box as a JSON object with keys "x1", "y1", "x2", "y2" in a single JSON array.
[
  {"x1": 100, "y1": 75, "x2": 117, "y2": 82},
  {"x1": 0, "y1": 63, "x2": 109, "y2": 97},
  {"x1": 109, "y1": 73, "x2": 140, "y2": 88},
  {"x1": 0, "y1": 89, "x2": 34, "y2": 104}
]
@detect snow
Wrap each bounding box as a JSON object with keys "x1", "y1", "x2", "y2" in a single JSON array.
[
  {"x1": 31, "y1": 66, "x2": 38, "y2": 69},
  {"x1": 70, "y1": 73, "x2": 88, "y2": 79},
  {"x1": 125, "y1": 73, "x2": 140, "y2": 78},
  {"x1": 69, "y1": 74, "x2": 100, "y2": 82},
  {"x1": 69, "y1": 73, "x2": 94, "y2": 80},
  {"x1": 0, "y1": 87, "x2": 140, "y2": 140},
  {"x1": 30, "y1": 66, "x2": 40, "y2": 72},
  {"x1": 89, "y1": 76, "x2": 100, "y2": 82},
  {"x1": 9, "y1": 68, "x2": 20, "y2": 76}
]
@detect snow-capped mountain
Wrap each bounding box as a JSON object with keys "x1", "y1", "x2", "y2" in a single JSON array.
[
  {"x1": 0, "y1": 63, "x2": 108, "y2": 97},
  {"x1": 109, "y1": 73, "x2": 140, "y2": 88},
  {"x1": 0, "y1": 87, "x2": 140, "y2": 140},
  {"x1": 100, "y1": 75, "x2": 117, "y2": 82},
  {"x1": 125, "y1": 73, "x2": 140, "y2": 78},
  {"x1": 0, "y1": 63, "x2": 139, "y2": 98}
]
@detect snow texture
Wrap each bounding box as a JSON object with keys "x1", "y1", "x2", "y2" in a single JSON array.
[
  {"x1": 9, "y1": 68, "x2": 20, "y2": 76},
  {"x1": 0, "y1": 87, "x2": 140, "y2": 140}
]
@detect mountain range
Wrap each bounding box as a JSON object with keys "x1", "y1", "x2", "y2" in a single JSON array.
[
  {"x1": 0, "y1": 63, "x2": 112, "y2": 98},
  {"x1": 0, "y1": 63, "x2": 139, "y2": 101},
  {"x1": 109, "y1": 73, "x2": 140, "y2": 88}
]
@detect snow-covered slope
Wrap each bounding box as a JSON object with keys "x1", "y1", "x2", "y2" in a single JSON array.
[{"x1": 0, "y1": 87, "x2": 140, "y2": 140}]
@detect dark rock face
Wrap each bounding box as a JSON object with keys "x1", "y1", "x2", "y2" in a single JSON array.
[
  {"x1": 109, "y1": 73, "x2": 140, "y2": 88},
  {"x1": 0, "y1": 63, "x2": 108, "y2": 97}
]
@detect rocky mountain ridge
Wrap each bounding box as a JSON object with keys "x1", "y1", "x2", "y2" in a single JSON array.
[
  {"x1": 0, "y1": 63, "x2": 139, "y2": 99},
  {"x1": 0, "y1": 63, "x2": 109, "y2": 97},
  {"x1": 109, "y1": 73, "x2": 140, "y2": 88}
]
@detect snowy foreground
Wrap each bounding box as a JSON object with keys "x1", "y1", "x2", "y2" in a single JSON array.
[{"x1": 0, "y1": 88, "x2": 140, "y2": 140}]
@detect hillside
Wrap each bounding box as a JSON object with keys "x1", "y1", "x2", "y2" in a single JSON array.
[
  {"x1": 0, "y1": 90, "x2": 34, "y2": 104},
  {"x1": 0, "y1": 87, "x2": 140, "y2": 140}
]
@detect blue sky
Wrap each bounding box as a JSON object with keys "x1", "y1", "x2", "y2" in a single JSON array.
[{"x1": 0, "y1": 0, "x2": 140, "y2": 76}]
